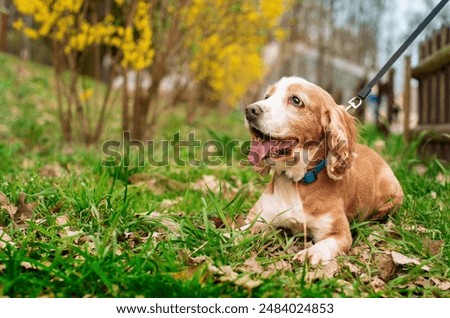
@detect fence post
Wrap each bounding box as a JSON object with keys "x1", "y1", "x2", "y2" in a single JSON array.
[{"x1": 403, "y1": 55, "x2": 411, "y2": 142}]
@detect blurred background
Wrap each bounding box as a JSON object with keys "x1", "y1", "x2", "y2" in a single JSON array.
[{"x1": 0, "y1": 0, "x2": 449, "y2": 158}]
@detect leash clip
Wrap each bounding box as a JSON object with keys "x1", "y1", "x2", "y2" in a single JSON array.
[{"x1": 345, "y1": 96, "x2": 362, "y2": 112}]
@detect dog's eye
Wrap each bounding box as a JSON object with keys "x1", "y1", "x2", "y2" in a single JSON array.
[
  {"x1": 289, "y1": 96, "x2": 303, "y2": 107},
  {"x1": 264, "y1": 94, "x2": 270, "y2": 100}
]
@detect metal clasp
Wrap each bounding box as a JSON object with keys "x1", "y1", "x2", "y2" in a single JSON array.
[{"x1": 345, "y1": 96, "x2": 362, "y2": 112}]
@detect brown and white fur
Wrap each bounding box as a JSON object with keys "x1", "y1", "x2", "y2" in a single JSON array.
[{"x1": 243, "y1": 76, "x2": 403, "y2": 265}]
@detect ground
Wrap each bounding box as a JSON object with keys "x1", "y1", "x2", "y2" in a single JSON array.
[{"x1": 0, "y1": 53, "x2": 448, "y2": 297}]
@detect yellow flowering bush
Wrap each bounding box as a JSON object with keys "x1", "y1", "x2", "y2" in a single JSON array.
[
  {"x1": 13, "y1": 0, "x2": 156, "y2": 143},
  {"x1": 13, "y1": 0, "x2": 154, "y2": 71},
  {"x1": 183, "y1": 0, "x2": 288, "y2": 106},
  {"x1": 13, "y1": 0, "x2": 291, "y2": 141}
]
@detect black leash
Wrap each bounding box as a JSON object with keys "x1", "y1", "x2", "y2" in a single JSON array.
[{"x1": 345, "y1": 0, "x2": 449, "y2": 112}]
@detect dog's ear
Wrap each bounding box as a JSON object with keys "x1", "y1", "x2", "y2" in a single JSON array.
[{"x1": 321, "y1": 106, "x2": 356, "y2": 180}]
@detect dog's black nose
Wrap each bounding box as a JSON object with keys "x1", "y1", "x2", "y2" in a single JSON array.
[{"x1": 245, "y1": 104, "x2": 262, "y2": 121}]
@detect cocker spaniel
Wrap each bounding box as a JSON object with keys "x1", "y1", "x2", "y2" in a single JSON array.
[{"x1": 243, "y1": 76, "x2": 403, "y2": 265}]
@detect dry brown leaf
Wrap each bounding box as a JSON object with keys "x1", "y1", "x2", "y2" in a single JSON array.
[
  {"x1": 15, "y1": 192, "x2": 36, "y2": 224},
  {"x1": 376, "y1": 253, "x2": 397, "y2": 282},
  {"x1": 160, "y1": 197, "x2": 182, "y2": 209},
  {"x1": 306, "y1": 260, "x2": 339, "y2": 281},
  {"x1": 261, "y1": 268, "x2": 276, "y2": 279},
  {"x1": 1, "y1": 192, "x2": 36, "y2": 225},
  {"x1": 430, "y1": 278, "x2": 450, "y2": 291},
  {"x1": 336, "y1": 279, "x2": 354, "y2": 296},
  {"x1": 391, "y1": 251, "x2": 420, "y2": 266},
  {"x1": 2, "y1": 204, "x2": 18, "y2": 221},
  {"x1": 189, "y1": 255, "x2": 209, "y2": 265},
  {"x1": 234, "y1": 274, "x2": 262, "y2": 290},
  {"x1": 21, "y1": 158, "x2": 36, "y2": 169},
  {"x1": 241, "y1": 255, "x2": 264, "y2": 274},
  {"x1": 0, "y1": 191, "x2": 18, "y2": 220},
  {"x1": 56, "y1": 215, "x2": 69, "y2": 226},
  {"x1": 77, "y1": 235, "x2": 94, "y2": 245},
  {"x1": 207, "y1": 264, "x2": 220, "y2": 274},
  {"x1": 349, "y1": 245, "x2": 370, "y2": 262},
  {"x1": 370, "y1": 276, "x2": 386, "y2": 293},
  {"x1": 59, "y1": 227, "x2": 83, "y2": 238},
  {"x1": 178, "y1": 249, "x2": 210, "y2": 266},
  {"x1": 20, "y1": 261, "x2": 37, "y2": 270},
  {"x1": 404, "y1": 224, "x2": 427, "y2": 233},
  {"x1": 423, "y1": 239, "x2": 444, "y2": 256},
  {"x1": 218, "y1": 265, "x2": 239, "y2": 282},
  {"x1": 413, "y1": 277, "x2": 431, "y2": 288},
  {"x1": 261, "y1": 260, "x2": 292, "y2": 279},
  {"x1": 0, "y1": 229, "x2": 13, "y2": 249},
  {"x1": 272, "y1": 259, "x2": 292, "y2": 271},
  {"x1": 342, "y1": 260, "x2": 362, "y2": 275},
  {"x1": 171, "y1": 265, "x2": 206, "y2": 283},
  {"x1": 0, "y1": 192, "x2": 9, "y2": 205},
  {"x1": 39, "y1": 164, "x2": 64, "y2": 178},
  {"x1": 390, "y1": 251, "x2": 430, "y2": 271}
]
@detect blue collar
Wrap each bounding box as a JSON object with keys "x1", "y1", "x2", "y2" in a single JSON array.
[{"x1": 300, "y1": 159, "x2": 327, "y2": 185}]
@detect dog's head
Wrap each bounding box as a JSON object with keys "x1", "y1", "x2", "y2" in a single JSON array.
[{"x1": 245, "y1": 76, "x2": 356, "y2": 180}]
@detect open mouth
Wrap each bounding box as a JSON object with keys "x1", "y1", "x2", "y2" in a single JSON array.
[{"x1": 248, "y1": 126, "x2": 298, "y2": 166}]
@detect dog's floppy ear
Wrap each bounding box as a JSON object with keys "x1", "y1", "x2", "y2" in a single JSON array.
[{"x1": 321, "y1": 106, "x2": 356, "y2": 180}]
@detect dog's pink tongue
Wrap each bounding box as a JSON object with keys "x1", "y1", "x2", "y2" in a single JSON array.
[
  {"x1": 249, "y1": 140, "x2": 276, "y2": 166},
  {"x1": 248, "y1": 140, "x2": 297, "y2": 166}
]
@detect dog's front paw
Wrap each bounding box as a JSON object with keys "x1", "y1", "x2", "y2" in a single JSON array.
[{"x1": 293, "y1": 244, "x2": 335, "y2": 266}]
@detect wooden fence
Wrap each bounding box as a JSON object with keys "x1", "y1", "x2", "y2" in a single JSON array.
[{"x1": 404, "y1": 26, "x2": 450, "y2": 162}]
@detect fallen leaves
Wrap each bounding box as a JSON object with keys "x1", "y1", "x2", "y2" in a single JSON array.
[
  {"x1": 390, "y1": 251, "x2": 430, "y2": 271},
  {"x1": 370, "y1": 277, "x2": 386, "y2": 293},
  {"x1": 423, "y1": 239, "x2": 444, "y2": 256},
  {"x1": 430, "y1": 278, "x2": 450, "y2": 291},
  {"x1": 16, "y1": 193, "x2": 36, "y2": 223},
  {"x1": 234, "y1": 274, "x2": 263, "y2": 290},
  {"x1": 306, "y1": 260, "x2": 339, "y2": 281},
  {"x1": 376, "y1": 253, "x2": 396, "y2": 281},
  {"x1": 160, "y1": 197, "x2": 182, "y2": 210},
  {"x1": 0, "y1": 228, "x2": 13, "y2": 249},
  {"x1": 39, "y1": 164, "x2": 65, "y2": 178},
  {"x1": 128, "y1": 173, "x2": 185, "y2": 195},
  {"x1": 0, "y1": 191, "x2": 36, "y2": 226}
]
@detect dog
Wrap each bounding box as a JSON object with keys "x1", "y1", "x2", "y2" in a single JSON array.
[{"x1": 243, "y1": 76, "x2": 403, "y2": 265}]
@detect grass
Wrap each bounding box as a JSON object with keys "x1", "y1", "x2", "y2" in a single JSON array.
[{"x1": 0, "y1": 52, "x2": 448, "y2": 298}]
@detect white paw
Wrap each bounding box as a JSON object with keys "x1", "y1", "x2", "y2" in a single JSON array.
[{"x1": 293, "y1": 245, "x2": 335, "y2": 266}]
